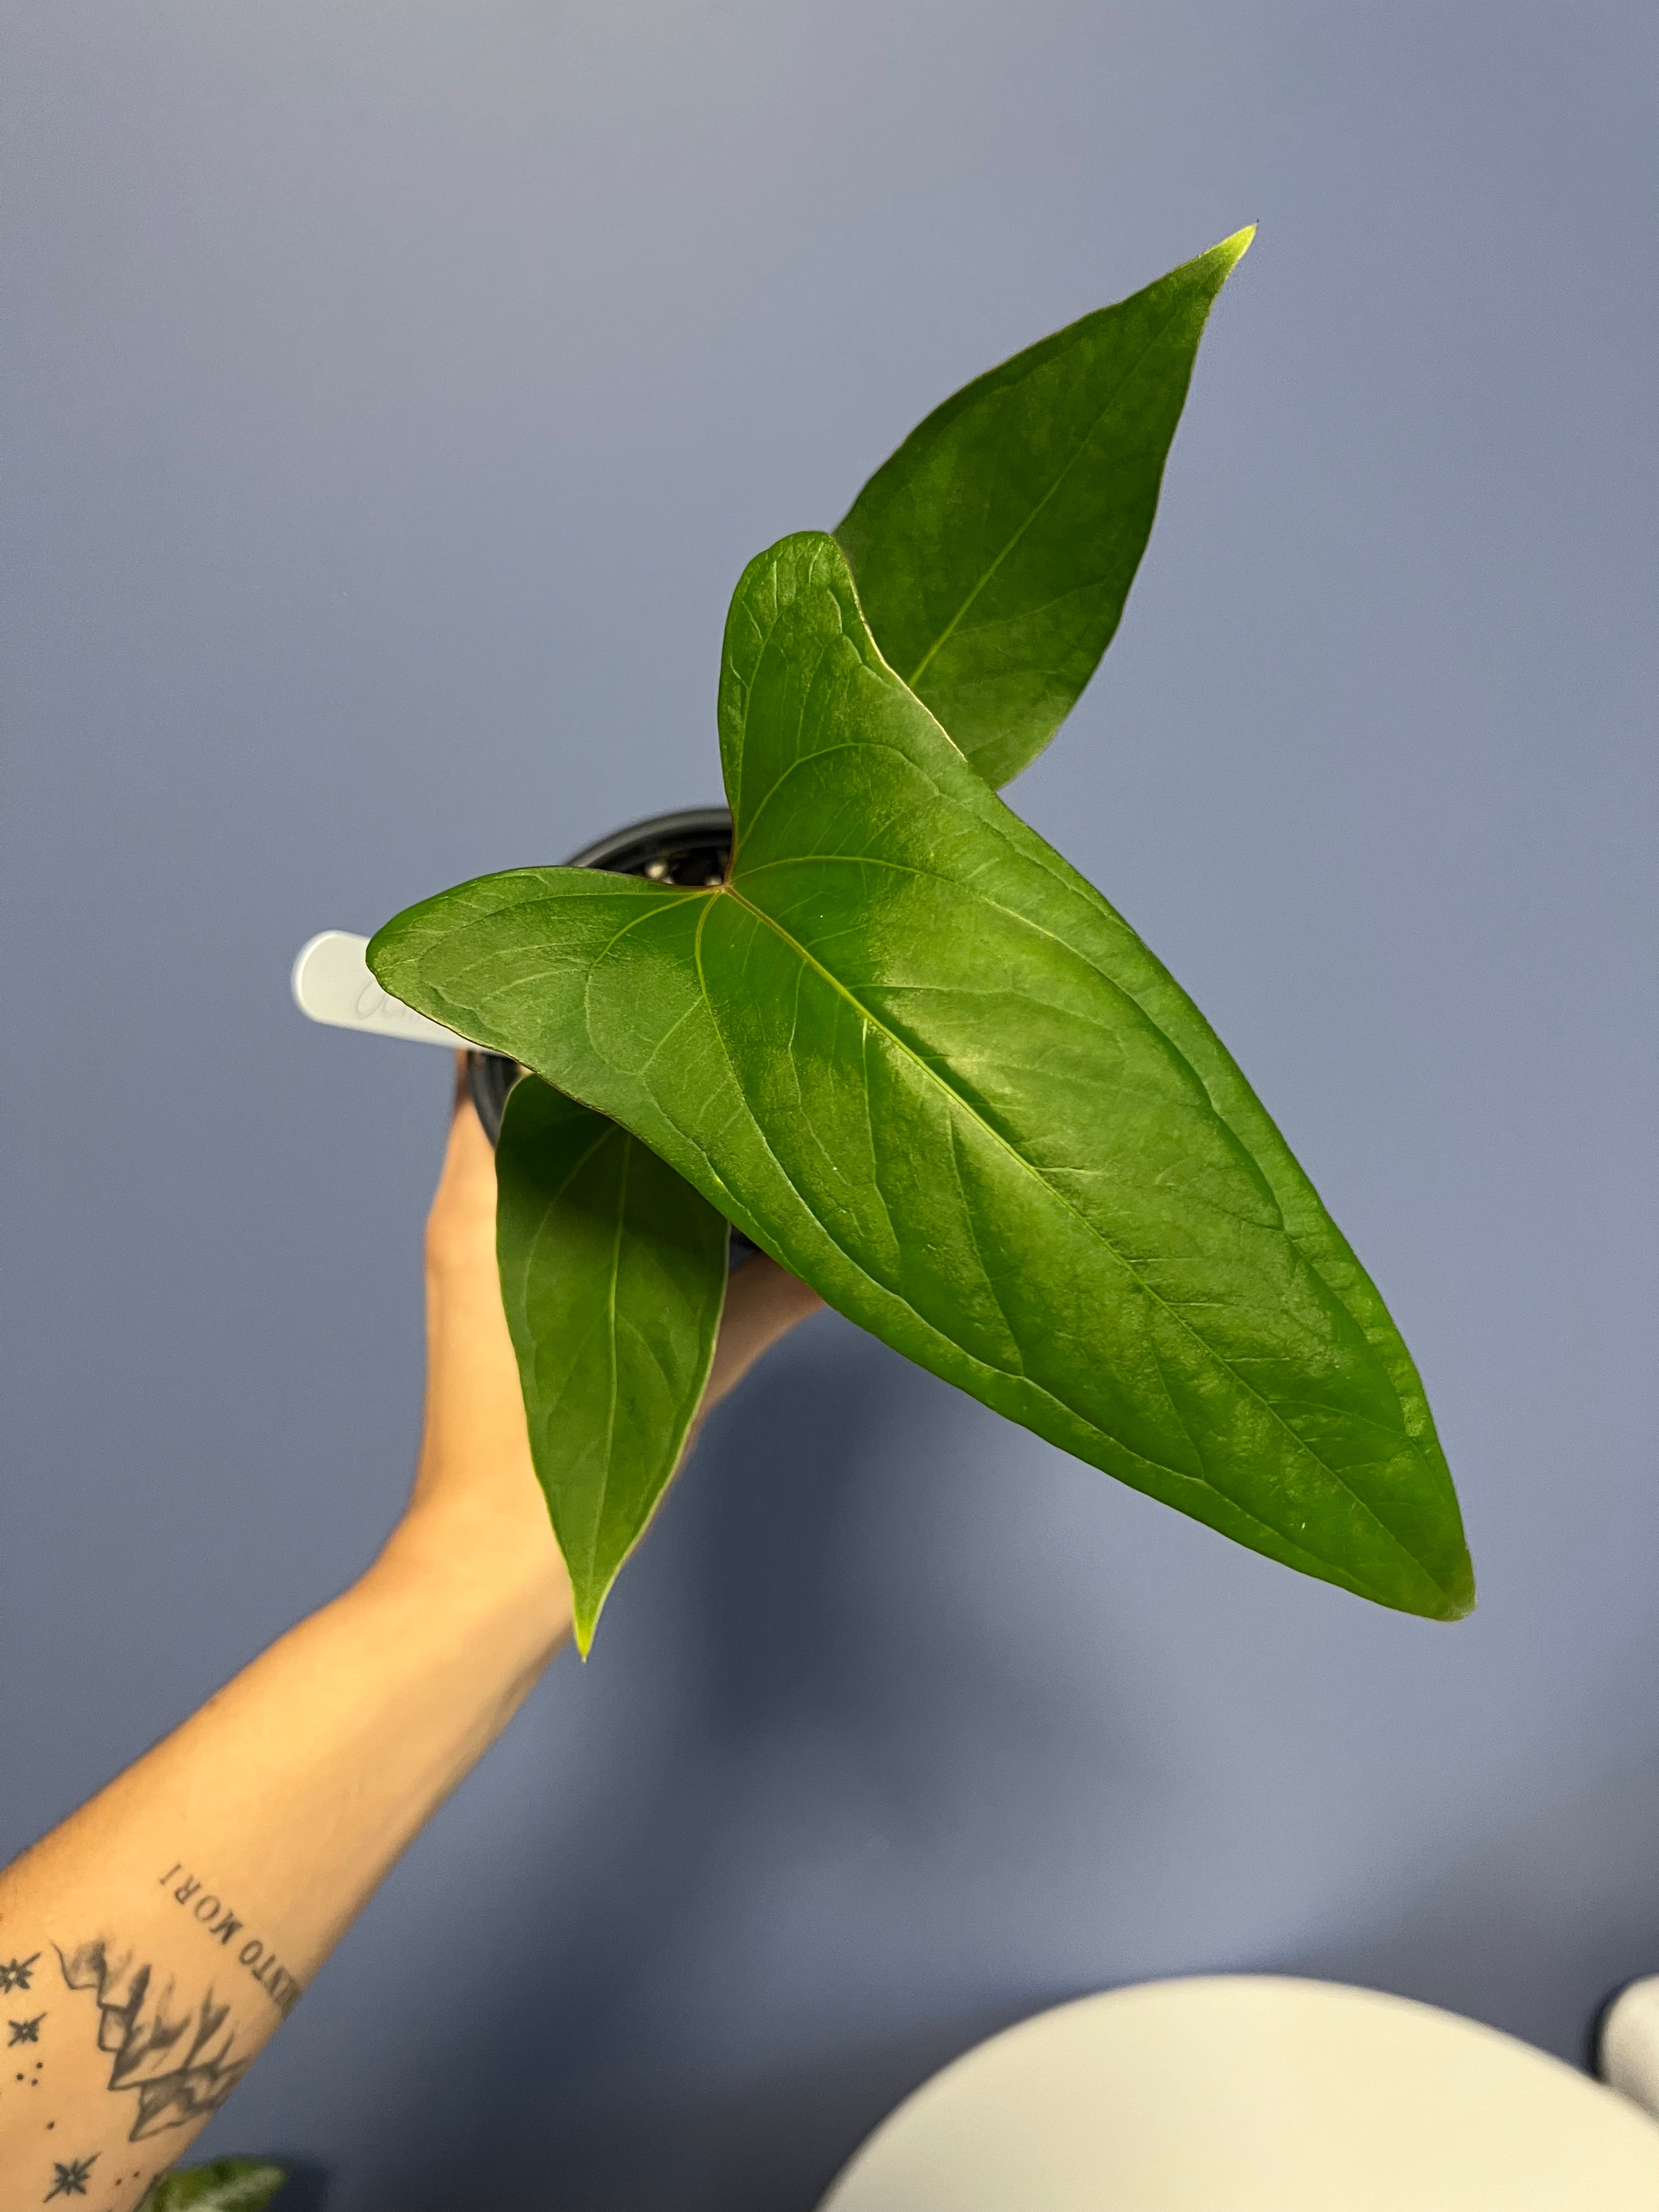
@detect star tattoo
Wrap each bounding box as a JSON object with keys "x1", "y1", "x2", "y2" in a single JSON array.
[
  {"x1": 8, "y1": 2013, "x2": 45, "y2": 2044},
  {"x1": 45, "y1": 2157, "x2": 98, "y2": 2200},
  {"x1": 0, "y1": 1954, "x2": 41, "y2": 1994}
]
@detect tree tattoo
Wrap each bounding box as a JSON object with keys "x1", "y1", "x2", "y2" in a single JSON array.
[{"x1": 54, "y1": 1943, "x2": 250, "y2": 2141}]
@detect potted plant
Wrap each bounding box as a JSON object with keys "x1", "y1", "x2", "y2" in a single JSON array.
[{"x1": 369, "y1": 227, "x2": 1474, "y2": 1652}]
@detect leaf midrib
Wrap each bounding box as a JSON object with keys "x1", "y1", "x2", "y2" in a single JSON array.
[
  {"x1": 681, "y1": 889, "x2": 1290, "y2": 1529},
  {"x1": 716, "y1": 879, "x2": 1447, "y2": 1598},
  {"x1": 594, "y1": 1128, "x2": 632, "y2": 1592},
  {"x1": 901, "y1": 297, "x2": 1193, "y2": 693}
]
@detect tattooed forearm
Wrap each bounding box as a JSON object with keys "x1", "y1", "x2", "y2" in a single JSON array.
[
  {"x1": 2, "y1": 1871, "x2": 300, "y2": 2195},
  {"x1": 156, "y1": 1868, "x2": 302, "y2": 2020},
  {"x1": 7, "y1": 1945, "x2": 255, "y2": 2206},
  {"x1": 55, "y1": 1941, "x2": 250, "y2": 2142}
]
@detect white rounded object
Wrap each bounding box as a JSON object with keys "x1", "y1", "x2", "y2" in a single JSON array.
[
  {"x1": 1600, "y1": 1975, "x2": 1659, "y2": 2120},
  {"x1": 819, "y1": 1975, "x2": 1659, "y2": 2211},
  {"x1": 291, "y1": 930, "x2": 471, "y2": 1049}
]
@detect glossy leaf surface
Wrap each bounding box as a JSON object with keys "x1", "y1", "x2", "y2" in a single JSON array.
[
  {"x1": 373, "y1": 533, "x2": 1472, "y2": 1621},
  {"x1": 494, "y1": 1074, "x2": 729, "y2": 1650},
  {"x1": 837, "y1": 228, "x2": 1251, "y2": 788},
  {"x1": 140, "y1": 2162, "x2": 288, "y2": 2211}
]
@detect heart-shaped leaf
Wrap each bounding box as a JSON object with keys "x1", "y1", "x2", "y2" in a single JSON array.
[
  {"x1": 837, "y1": 228, "x2": 1252, "y2": 788},
  {"x1": 494, "y1": 1075, "x2": 729, "y2": 1650},
  {"x1": 374, "y1": 534, "x2": 1471, "y2": 1622}
]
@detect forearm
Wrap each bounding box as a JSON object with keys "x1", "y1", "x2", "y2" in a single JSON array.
[
  {"x1": 0, "y1": 1519, "x2": 571, "y2": 2200},
  {"x1": 0, "y1": 1086, "x2": 814, "y2": 2206}
]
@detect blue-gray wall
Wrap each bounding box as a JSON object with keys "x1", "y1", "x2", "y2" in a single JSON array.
[{"x1": 3, "y1": 5, "x2": 1655, "y2": 2207}]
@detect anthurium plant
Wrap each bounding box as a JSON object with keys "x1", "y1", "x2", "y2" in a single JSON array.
[{"x1": 370, "y1": 229, "x2": 1475, "y2": 1651}]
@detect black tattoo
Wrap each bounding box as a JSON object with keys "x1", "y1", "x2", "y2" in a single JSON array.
[
  {"x1": 0, "y1": 1954, "x2": 42, "y2": 1993},
  {"x1": 156, "y1": 1865, "x2": 302, "y2": 2018},
  {"x1": 9, "y1": 2012, "x2": 45, "y2": 2042},
  {"x1": 54, "y1": 1943, "x2": 251, "y2": 2142},
  {"x1": 44, "y1": 2156, "x2": 97, "y2": 2199}
]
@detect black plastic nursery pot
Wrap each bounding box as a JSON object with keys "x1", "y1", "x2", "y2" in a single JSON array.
[{"x1": 465, "y1": 804, "x2": 732, "y2": 1143}]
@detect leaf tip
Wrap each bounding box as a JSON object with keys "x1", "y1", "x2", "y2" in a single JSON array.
[
  {"x1": 1441, "y1": 1558, "x2": 1478, "y2": 1623},
  {"x1": 1417, "y1": 1545, "x2": 1477, "y2": 1623},
  {"x1": 1215, "y1": 222, "x2": 1257, "y2": 273},
  {"x1": 570, "y1": 1577, "x2": 613, "y2": 1658}
]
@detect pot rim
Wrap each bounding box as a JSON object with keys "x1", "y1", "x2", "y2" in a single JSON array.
[{"x1": 564, "y1": 803, "x2": 732, "y2": 874}]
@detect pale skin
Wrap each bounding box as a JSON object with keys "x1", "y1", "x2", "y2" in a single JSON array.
[{"x1": 0, "y1": 1066, "x2": 821, "y2": 2204}]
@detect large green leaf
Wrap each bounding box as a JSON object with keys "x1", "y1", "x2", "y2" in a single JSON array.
[
  {"x1": 373, "y1": 532, "x2": 1472, "y2": 1622},
  {"x1": 837, "y1": 228, "x2": 1252, "y2": 788},
  {"x1": 494, "y1": 1074, "x2": 729, "y2": 1650},
  {"x1": 139, "y1": 2162, "x2": 287, "y2": 2212}
]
